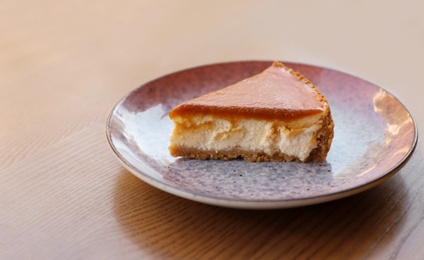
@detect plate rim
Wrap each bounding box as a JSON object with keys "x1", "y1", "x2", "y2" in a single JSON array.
[{"x1": 106, "y1": 60, "x2": 419, "y2": 209}]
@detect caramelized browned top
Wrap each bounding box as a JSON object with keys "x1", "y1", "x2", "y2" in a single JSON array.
[{"x1": 169, "y1": 62, "x2": 326, "y2": 122}]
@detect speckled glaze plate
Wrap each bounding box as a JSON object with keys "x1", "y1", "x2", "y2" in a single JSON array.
[{"x1": 106, "y1": 61, "x2": 417, "y2": 209}]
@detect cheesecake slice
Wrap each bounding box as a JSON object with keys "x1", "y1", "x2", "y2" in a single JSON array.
[{"x1": 168, "y1": 62, "x2": 334, "y2": 162}]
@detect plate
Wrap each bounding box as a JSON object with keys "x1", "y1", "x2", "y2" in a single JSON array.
[{"x1": 106, "y1": 61, "x2": 418, "y2": 209}]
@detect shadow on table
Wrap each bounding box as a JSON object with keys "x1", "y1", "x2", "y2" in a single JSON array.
[{"x1": 112, "y1": 168, "x2": 408, "y2": 259}]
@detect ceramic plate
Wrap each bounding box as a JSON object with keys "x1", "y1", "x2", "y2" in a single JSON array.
[{"x1": 106, "y1": 61, "x2": 418, "y2": 209}]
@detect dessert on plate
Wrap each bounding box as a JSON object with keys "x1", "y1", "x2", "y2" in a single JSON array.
[{"x1": 168, "y1": 62, "x2": 334, "y2": 162}]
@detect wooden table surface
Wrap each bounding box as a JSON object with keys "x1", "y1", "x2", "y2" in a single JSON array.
[{"x1": 2, "y1": 1, "x2": 424, "y2": 259}]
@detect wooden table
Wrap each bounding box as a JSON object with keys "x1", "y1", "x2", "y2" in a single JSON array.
[{"x1": 1, "y1": 1, "x2": 424, "y2": 259}]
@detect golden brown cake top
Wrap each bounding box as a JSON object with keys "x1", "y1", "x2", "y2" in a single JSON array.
[{"x1": 169, "y1": 62, "x2": 326, "y2": 122}]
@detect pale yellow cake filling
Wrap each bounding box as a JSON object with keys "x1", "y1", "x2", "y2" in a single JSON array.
[{"x1": 170, "y1": 114, "x2": 323, "y2": 161}]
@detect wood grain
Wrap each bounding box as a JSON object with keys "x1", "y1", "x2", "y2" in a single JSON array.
[{"x1": 1, "y1": 0, "x2": 424, "y2": 259}]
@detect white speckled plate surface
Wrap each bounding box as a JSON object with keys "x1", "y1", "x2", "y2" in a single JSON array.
[{"x1": 106, "y1": 61, "x2": 418, "y2": 209}]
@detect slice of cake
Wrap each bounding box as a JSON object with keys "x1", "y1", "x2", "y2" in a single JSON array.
[{"x1": 168, "y1": 62, "x2": 334, "y2": 162}]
